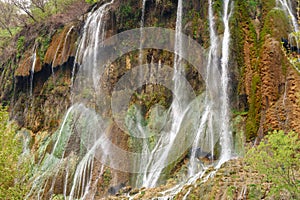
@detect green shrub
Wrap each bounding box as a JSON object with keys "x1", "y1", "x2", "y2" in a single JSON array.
[
  {"x1": 246, "y1": 130, "x2": 300, "y2": 199},
  {"x1": 0, "y1": 107, "x2": 29, "y2": 199},
  {"x1": 85, "y1": 0, "x2": 97, "y2": 4},
  {"x1": 16, "y1": 36, "x2": 25, "y2": 58}
]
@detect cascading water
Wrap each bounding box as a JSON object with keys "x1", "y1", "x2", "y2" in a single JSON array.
[
  {"x1": 188, "y1": 0, "x2": 219, "y2": 177},
  {"x1": 30, "y1": 45, "x2": 37, "y2": 97},
  {"x1": 219, "y1": 0, "x2": 233, "y2": 164},
  {"x1": 141, "y1": 0, "x2": 186, "y2": 188},
  {"x1": 277, "y1": 0, "x2": 299, "y2": 50},
  {"x1": 150, "y1": 0, "x2": 235, "y2": 193},
  {"x1": 133, "y1": 0, "x2": 148, "y2": 186},
  {"x1": 133, "y1": 0, "x2": 234, "y2": 189},
  {"x1": 27, "y1": 2, "x2": 115, "y2": 199}
]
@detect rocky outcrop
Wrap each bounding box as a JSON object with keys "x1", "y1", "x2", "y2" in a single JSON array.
[
  {"x1": 44, "y1": 24, "x2": 78, "y2": 69},
  {"x1": 264, "y1": 66, "x2": 300, "y2": 133},
  {"x1": 15, "y1": 51, "x2": 42, "y2": 77},
  {"x1": 103, "y1": 159, "x2": 283, "y2": 199}
]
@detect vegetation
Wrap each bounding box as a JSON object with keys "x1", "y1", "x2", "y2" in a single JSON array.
[
  {"x1": 245, "y1": 74, "x2": 261, "y2": 140},
  {"x1": 246, "y1": 130, "x2": 300, "y2": 199},
  {"x1": 85, "y1": 0, "x2": 97, "y2": 4},
  {"x1": 0, "y1": 107, "x2": 29, "y2": 199}
]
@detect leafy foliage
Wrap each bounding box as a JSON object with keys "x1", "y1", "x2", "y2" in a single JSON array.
[
  {"x1": 0, "y1": 107, "x2": 29, "y2": 199},
  {"x1": 16, "y1": 35, "x2": 25, "y2": 58},
  {"x1": 85, "y1": 0, "x2": 97, "y2": 4},
  {"x1": 246, "y1": 130, "x2": 300, "y2": 199}
]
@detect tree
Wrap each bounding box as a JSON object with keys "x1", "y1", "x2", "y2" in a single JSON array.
[
  {"x1": 0, "y1": 107, "x2": 29, "y2": 199},
  {"x1": 246, "y1": 130, "x2": 300, "y2": 199},
  {"x1": 31, "y1": 0, "x2": 47, "y2": 12},
  {"x1": 11, "y1": 0, "x2": 37, "y2": 22},
  {"x1": 0, "y1": 1, "x2": 17, "y2": 36}
]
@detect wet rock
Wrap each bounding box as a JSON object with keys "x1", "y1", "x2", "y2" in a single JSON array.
[
  {"x1": 129, "y1": 188, "x2": 140, "y2": 195},
  {"x1": 108, "y1": 182, "x2": 126, "y2": 195}
]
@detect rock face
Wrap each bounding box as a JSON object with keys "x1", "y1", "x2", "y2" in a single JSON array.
[
  {"x1": 15, "y1": 50, "x2": 42, "y2": 77},
  {"x1": 44, "y1": 24, "x2": 78, "y2": 69},
  {"x1": 264, "y1": 67, "x2": 300, "y2": 132}
]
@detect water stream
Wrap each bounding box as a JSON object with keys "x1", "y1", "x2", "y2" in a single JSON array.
[
  {"x1": 30, "y1": 46, "x2": 37, "y2": 97},
  {"x1": 277, "y1": 0, "x2": 299, "y2": 32}
]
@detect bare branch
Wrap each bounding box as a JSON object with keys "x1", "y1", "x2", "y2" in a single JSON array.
[{"x1": 11, "y1": 0, "x2": 37, "y2": 22}]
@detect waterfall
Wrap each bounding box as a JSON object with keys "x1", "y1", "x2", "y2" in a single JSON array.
[
  {"x1": 71, "y1": 1, "x2": 112, "y2": 90},
  {"x1": 188, "y1": 0, "x2": 233, "y2": 176},
  {"x1": 188, "y1": 0, "x2": 219, "y2": 176},
  {"x1": 30, "y1": 46, "x2": 37, "y2": 97},
  {"x1": 219, "y1": 0, "x2": 233, "y2": 163},
  {"x1": 277, "y1": 0, "x2": 299, "y2": 52},
  {"x1": 51, "y1": 37, "x2": 63, "y2": 76},
  {"x1": 133, "y1": 1, "x2": 148, "y2": 186},
  {"x1": 27, "y1": 1, "x2": 114, "y2": 199},
  {"x1": 141, "y1": 0, "x2": 185, "y2": 188}
]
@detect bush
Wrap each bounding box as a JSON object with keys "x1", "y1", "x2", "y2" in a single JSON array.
[
  {"x1": 246, "y1": 130, "x2": 300, "y2": 199},
  {"x1": 85, "y1": 0, "x2": 97, "y2": 4},
  {"x1": 0, "y1": 107, "x2": 29, "y2": 199}
]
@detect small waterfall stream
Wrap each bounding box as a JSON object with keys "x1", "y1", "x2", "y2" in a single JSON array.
[
  {"x1": 30, "y1": 45, "x2": 37, "y2": 97},
  {"x1": 51, "y1": 26, "x2": 74, "y2": 77},
  {"x1": 277, "y1": 0, "x2": 299, "y2": 32},
  {"x1": 61, "y1": 26, "x2": 74, "y2": 61}
]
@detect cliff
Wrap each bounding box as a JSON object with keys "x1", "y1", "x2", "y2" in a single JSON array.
[{"x1": 0, "y1": 0, "x2": 299, "y2": 199}]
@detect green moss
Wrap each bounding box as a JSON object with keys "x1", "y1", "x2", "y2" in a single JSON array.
[
  {"x1": 117, "y1": 2, "x2": 140, "y2": 31},
  {"x1": 36, "y1": 34, "x2": 51, "y2": 62},
  {"x1": 261, "y1": 0, "x2": 276, "y2": 16},
  {"x1": 260, "y1": 9, "x2": 289, "y2": 44},
  {"x1": 245, "y1": 74, "x2": 261, "y2": 140},
  {"x1": 226, "y1": 186, "x2": 236, "y2": 200},
  {"x1": 102, "y1": 168, "x2": 112, "y2": 188},
  {"x1": 230, "y1": 1, "x2": 249, "y2": 96},
  {"x1": 85, "y1": 0, "x2": 97, "y2": 4},
  {"x1": 248, "y1": 184, "x2": 263, "y2": 199}
]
